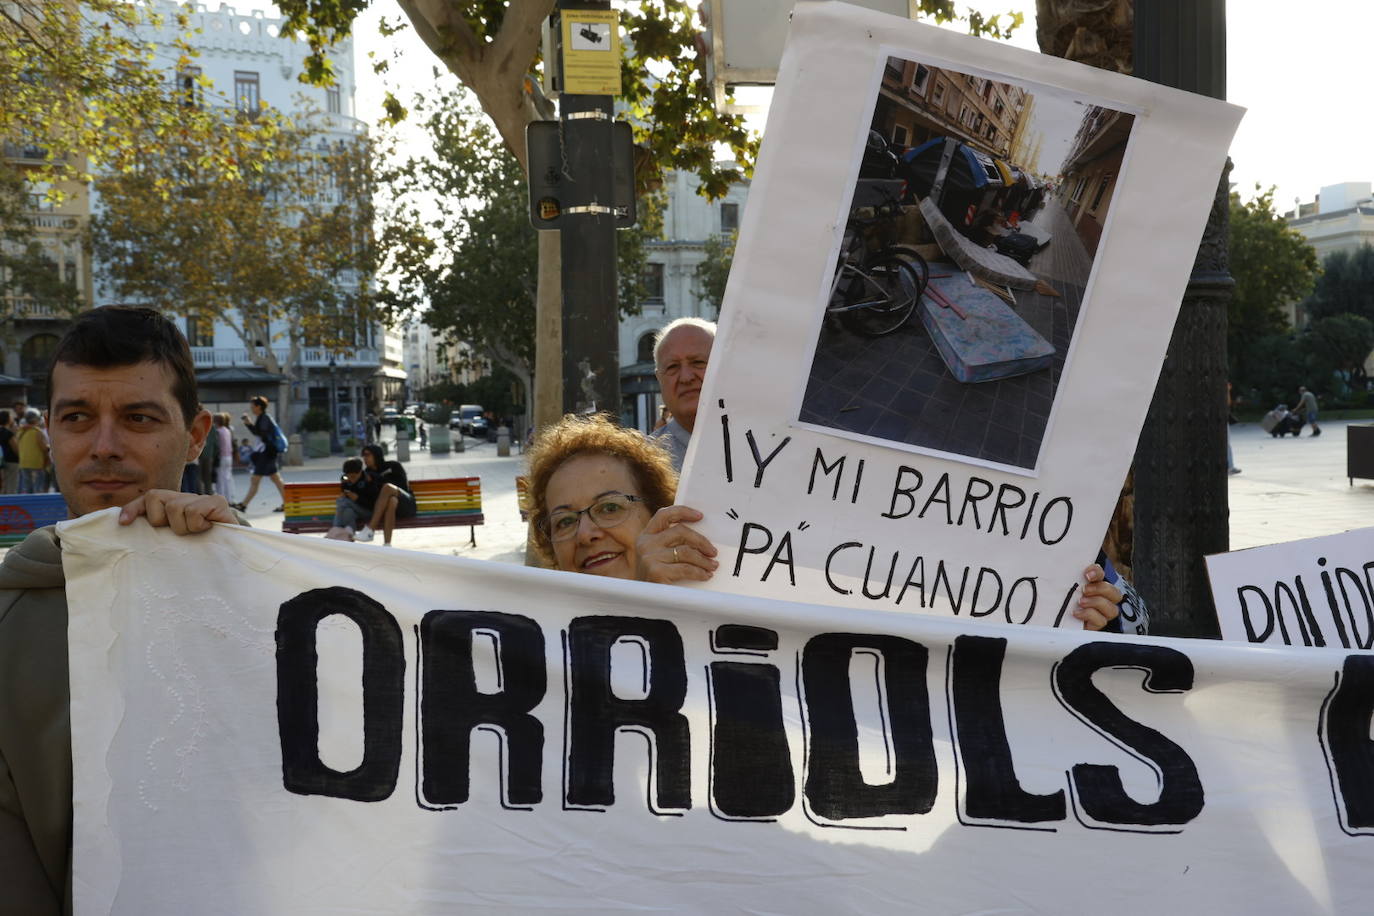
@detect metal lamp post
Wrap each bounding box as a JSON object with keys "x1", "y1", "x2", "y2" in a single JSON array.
[
  {"x1": 328, "y1": 358, "x2": 339, "y2": 454},
  {"x1": 1130, "y1": 0, "x2": 1232, "y2": 638}
]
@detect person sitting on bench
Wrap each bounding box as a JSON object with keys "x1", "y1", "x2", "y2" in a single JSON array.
[{"x1": 349, "y1": 444, "x2": 416, "y2": 545}]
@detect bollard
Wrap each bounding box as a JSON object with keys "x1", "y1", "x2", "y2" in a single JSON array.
[
  {"x1": 454, "y1": 430, "x2": 465, "y2": 453},
  {"x1": 497, "y1": 425, "x2": 511, "y2": 457},
  {"x1": 396, "y1": 427, "x2": 410, "y2": 462},
  {"x1": 429, "y1": 424, "x2": 450, "y2": 455}
]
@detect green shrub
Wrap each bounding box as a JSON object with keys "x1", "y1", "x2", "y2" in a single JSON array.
[{"x1": 300, "y1": 408, "x2": 333, "y2": 433}]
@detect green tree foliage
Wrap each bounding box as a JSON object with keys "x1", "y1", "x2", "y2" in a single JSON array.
[
  {"x1": 1239, "y1": 333, "x2": 1308, "y2": 408},
  {"x1": 1, "y1": 0, "x2": 291, "y2": 188},
  {"x1": 379, "y1": 91, "x2": 657, "y2": 393},
  {"x1": 1302, "y1": 313, "x2": 1374, "y2": 391},
  {"x1": 422, "y1": 365, "x2": 525, "y2": 421},
  {"x1": 2, "y1": 0, "x2": 296, "y2": 331},
  {"x1": 0, "y1": 167, "x2": 82, "y2": 315},
  {"x1": 1227, "y1": 186, "x2": 1321, "y2": 386},
  {"x1": 692, "y1": 232, "x2": 735, "y2": 314},
  {"x1": 1305, "y1": 244, "x2": 1374, "y2": 325},
  {"x1": 90, "y1": 112, "x2": 379, "y2": 427}
]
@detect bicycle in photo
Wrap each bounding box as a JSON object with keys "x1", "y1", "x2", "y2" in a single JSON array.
[{"x1": 826, "y1": 205, "x2": 929, "y2": 337}]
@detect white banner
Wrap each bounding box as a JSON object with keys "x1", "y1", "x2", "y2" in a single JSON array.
[
  {"x1": 1206, "y1": 527, "x2": 1374, "y2": 647},
  {"x1": 678, "y1": 3, "x2": 1244, "y2": 621},
  {"x1": 61, "y1": 512, "x2": 1374, "y2": 913}
]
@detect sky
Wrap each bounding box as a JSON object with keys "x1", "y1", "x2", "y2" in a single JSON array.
[{"x1": 325, "y1": 1, "x2": 1370, "y2": 214}]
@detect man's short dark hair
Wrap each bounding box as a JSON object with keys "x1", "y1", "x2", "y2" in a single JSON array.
[
  {"x1": 342, "y1": 457, "x2": 363, "y2": 474},
  {"x1": 49, "y1": 306, "x2": 199, "y2": 426}
]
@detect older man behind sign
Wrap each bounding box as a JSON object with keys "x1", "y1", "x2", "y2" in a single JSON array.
[{"x1": 650, "y1": 317, "x2": 716, "y2": 470}]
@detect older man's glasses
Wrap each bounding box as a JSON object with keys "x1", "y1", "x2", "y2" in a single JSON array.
[{"x1": 546, "y1": 493, "x2": 644, "y2": 542}]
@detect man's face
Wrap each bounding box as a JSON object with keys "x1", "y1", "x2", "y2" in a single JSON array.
[
  {"x1": 654, "y1": 326, "x2": 713, "y2": 431},
  {"x1": 49, "y1": 360, "x2": 210, "y2": 517}
]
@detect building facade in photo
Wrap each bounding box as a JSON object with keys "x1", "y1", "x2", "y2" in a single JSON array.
[
  {"x1": 873, "y1": 57, "x2": 1030, "y2": 159},
  {"x1": 1056, "y1": 104, "x2": 1129, "y2": 259}
]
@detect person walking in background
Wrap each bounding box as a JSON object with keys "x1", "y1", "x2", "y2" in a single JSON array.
[
  {"x1": 232, "y1": 395, "x2": 287, "y2": 511},
  {"x1": 0, "y1": 409, "x2": 16, "y2": 493},
  {"x1": 15, "y1": 408, "x2": 48, "y2": 493},
  {"x1": 196, "y1": 404, "x2": 217, "y2": 494},
  {"x1": 214, "y1": 412, "x2": 236, "y2": 503},
  {"x1": 1227, "y1": 381, "x2": 1241, "y2": 475},
  {"x1": 1293, "y1": 385, "x2": 1321, "y2": 437}
]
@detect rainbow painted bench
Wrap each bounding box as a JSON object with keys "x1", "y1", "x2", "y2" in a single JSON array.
[
  {"x1": 0, "y1": 492, "x2": 70, "y2": 546},
  {"x1": 281, "y1": 477, "x2": 483, "y2": 547}
]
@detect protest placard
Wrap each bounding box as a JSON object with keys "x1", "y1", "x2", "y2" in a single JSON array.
[
  {"x1": 676, "y1": 2, "x2": 1243, "y2": 622},
  {"x1": 62, "y1": 512, "x2": 1373, "y2": 913},
  {"x1": 1206, "y1": 527, "x2": 1374, "y2": 647}
]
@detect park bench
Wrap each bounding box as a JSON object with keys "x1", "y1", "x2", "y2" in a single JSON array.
[
  {"x1": 0, "y1": 492, "x2": 70, "y2": 547},
  {"x1": 281, "y1": 477, "x2": 484, "y2": 547}
]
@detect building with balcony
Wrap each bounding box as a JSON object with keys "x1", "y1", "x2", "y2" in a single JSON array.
[
  {"x1": 87, "y1": 1, "x2": 401, "y2": 435},
  {"x1": 0, "y1": 149, "x2": 95, "y2": 405},
  {"x1": 1286, "y1": 182, "x2": 1374, "y2": 262},
  {"x1": 618, "y1": 166, "x2": 750, "y2": 431}
]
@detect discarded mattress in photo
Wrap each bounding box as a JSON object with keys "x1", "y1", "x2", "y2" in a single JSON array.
[
  {"x1": 919, "y1": 266, "x2": 1054, "y2": 383},
  {"x1": 920, "y1": 196, "x2": 1038, "y2": 290}
]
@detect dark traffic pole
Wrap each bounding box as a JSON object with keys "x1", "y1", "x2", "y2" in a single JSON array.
[
  {"x1": 1130, "y1": 0, "x2": 1232, "y2": 637},
  {"x1": 557, "y1": 1, "x2": 620, "y2": 416}
]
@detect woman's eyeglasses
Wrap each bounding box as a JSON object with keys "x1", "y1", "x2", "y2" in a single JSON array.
[{"x1": 546, "y1": 493, "x2": 644, "y2": 541}]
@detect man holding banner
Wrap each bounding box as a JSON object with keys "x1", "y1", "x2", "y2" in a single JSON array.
[{"x1": 0, "y1": 306, "x2": 239, "y2": 915}]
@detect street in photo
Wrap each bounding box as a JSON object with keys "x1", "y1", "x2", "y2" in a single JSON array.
[{"x1": 800, "y1": 57, "x2": 1136, "y2": 471}]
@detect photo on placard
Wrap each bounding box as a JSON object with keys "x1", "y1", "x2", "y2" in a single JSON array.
[{"x1": 797, "y1": 56, "x2": 1136, "y2": 472}]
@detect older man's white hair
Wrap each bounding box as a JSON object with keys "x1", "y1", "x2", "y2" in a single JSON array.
[{"x1": 652, "y1": 317, "x2": 717, "y2": 370}]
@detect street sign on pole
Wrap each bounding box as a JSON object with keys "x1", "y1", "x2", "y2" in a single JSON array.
[
  {"x1": 526, "y1": 120, "x2": 637, "y2": 230},
  {"x1": 560, "y1": 8, "x2": 621, "y2": 95},
  {"x1": 551, "y1": 1, "x2": 622, "y2": 417}
]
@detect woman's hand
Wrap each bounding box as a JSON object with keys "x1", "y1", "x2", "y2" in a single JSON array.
[
  {"x1": 634, "y1": 506, "x2": 719, "y2": 585},
  {"x1": 1074, "y1": 564, "x2": 1122, "y2": 630}
]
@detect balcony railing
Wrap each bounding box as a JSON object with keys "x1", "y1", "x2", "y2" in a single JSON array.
[
  {"x1": 3, "y1": 298, "x2": 69, "y2": 320},
  {"x1": 2, "y1": 143, "x2": 48, "y2": 162},
  {"x1": 191, "y1": 346, "x2": 381, "y2": 368}
]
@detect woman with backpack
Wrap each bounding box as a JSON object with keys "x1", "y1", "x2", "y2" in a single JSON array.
[{"x1": 231, "y1": 395, "x2": 287, "y2": 512}]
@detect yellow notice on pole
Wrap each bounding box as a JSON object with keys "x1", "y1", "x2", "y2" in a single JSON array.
[{"x1": 561, "y1": 9, "x2": 621, "y2": 95}]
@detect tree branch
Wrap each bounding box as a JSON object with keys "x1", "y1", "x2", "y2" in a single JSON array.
[
  {"x1": 392, "y1": 0, "x2": 481, "y2": 78},
  {"x1": 489, "y1": 0, "x2": 554, "y2": 87}
]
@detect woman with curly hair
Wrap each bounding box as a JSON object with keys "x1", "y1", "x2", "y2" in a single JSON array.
[{"x1": 526, "y1": 414, "x2": 718, "y2": 583}]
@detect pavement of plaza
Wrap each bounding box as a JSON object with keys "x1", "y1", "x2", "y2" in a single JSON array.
[{"x1": 1226, "y1": 418, "x2": 1374, "y2": 551}]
